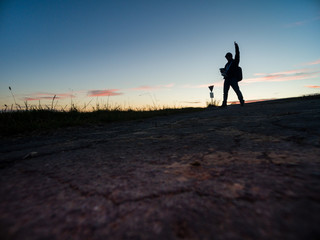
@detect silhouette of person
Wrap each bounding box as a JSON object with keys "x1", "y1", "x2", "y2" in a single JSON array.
[{"x1": 219, "y1": 42, "x2": 244, "y2": 107}]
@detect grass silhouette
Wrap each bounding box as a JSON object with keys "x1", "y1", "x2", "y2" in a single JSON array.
[
  {"x1": 1, "y1": 87, "x2": 206, "y2": 136},
  {"x1": 1, "y1": 88, "x2": 319, "y2": 137},
  {"x1": 0, "y1": 104, "x2": 204, "y2": 136}
]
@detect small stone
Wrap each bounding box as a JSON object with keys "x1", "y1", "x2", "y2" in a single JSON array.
[
  {"x1": 23, "y1": 152, "x2": 38, "y2": 159},
  {"x1": 190, "y1": 161, "x2": 201, "y2": 167}
]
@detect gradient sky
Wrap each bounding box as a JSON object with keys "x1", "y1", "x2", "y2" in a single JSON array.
[{"x1": 1, "y1": 0, "x2": 320, "y2": 110}]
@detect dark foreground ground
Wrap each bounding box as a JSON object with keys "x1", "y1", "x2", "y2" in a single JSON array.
[{"x1": 1, "y1": 98, "x2": 320, "y2": 240}]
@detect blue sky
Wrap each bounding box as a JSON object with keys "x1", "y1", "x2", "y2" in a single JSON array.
[{"x1": 1, "y1": 0, "x2": 319, "y2": 110}]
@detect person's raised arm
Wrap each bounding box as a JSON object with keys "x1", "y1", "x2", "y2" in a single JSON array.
[{"x1": 234, "y1": 41, "x2": 240, "y2": 65}]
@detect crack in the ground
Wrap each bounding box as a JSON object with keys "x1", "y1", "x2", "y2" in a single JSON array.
[
  {"x1": 272, "y1": 120, "x2": 320, "y2": 136},
  {"x1": 110, "y1": 188, "x2": 194, "y2": 206},
  {"x1": 18, "y1": 166, "x2": 316, "y2": 210},
  {"x1": 0, "y1": 138, "x2": 115, "y2": 169},
  {"x1": 17, "y1": 168, "x2": 195, "y2": 206}
]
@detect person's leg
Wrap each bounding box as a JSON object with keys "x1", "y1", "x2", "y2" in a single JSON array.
[
  {"x1": 230, "y1": 79, "x2": 244, "y2": 105},
  {"x1": 222, "y1": 80, "x2": 230, "y2": 106}
]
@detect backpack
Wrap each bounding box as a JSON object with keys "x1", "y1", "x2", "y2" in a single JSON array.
[{"x1": 236, "y1": 66, "x2": 243, "y2": 81}]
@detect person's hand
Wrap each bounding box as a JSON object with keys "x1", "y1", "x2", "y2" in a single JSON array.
[{"x1": 234, "y1": 41, "x2": 239, "y2": 50}]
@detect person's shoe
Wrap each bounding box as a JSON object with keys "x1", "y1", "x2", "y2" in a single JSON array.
[
  {"x1": 240, "y1": 100, "x2": 245, "y2": 106},
  {"x1": 220, "y1": 104, "x2": 227, "y2": 108}
]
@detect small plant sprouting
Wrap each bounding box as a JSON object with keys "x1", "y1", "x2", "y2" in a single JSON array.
[
  {"x1": 51, "y1": 95, "x2": 56, "y2": 110},
  {"x1": 8, "y1": 86, "x2": 22, "y2": 110},
  {"x1": 9, "y1": 86, "x2": 17, "y2": 105},
  {"x1": 206, "y1": 99, "x2": 220, "y2": 108},
  {"x1": 24, "y1": 100, "x2": 28, "y2": 111}
]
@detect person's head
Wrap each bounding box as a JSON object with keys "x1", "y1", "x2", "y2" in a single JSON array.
[{"x1": 225, "y1": 52, "x2": 233, "y2": 61}]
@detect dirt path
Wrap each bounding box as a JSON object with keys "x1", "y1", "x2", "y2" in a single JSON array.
[{"x1": 1, "y1": 98, "x2": 320, "y2": 239}]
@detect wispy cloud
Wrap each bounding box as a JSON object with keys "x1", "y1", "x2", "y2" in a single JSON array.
[
  {"x1": 284, "y1": 16, "x2": 320, "y2": 28},
  {"x1": 229, "y1": 98, "x2": 276, "y2": 105},
  {"x1": 23, "y1": 92, "x2": 75, "y2": 101},
  {"x1": 183, "y1": 81, "x2": 224, "y2": 89},
  {"x1": 181, "y1": 101, "x2": 201, "y2": 104},
  {"x1": 181, "y1": 66, "x2": 319, "y2": 89},
  {"x1": 131, "y1": 83, "x2": 174, "y2": 91},
  {"x1": 303, "y1": 59, "x2": 320, "y2": 66},
  {"x1": 243, "y1": 68, "x2": 320, "y2": 84},
  {"x1": 87, "y1": 89, "x2": 123, "y2": 97},
  {"x1": 272, "y1": 69, "x2": 314, "y2": 75},
  {"x1": 253, "y1": 73, "x2": 267, "y2": 76},
  {"x1": 305, "y1": 85, "x2": 320, "y2": 89},
  {"x1": 131, "y1": 85, "x2": 158, "y2": 91},
  {"x1": 285, "y1": 20, "x2": 308, "y2": 28}
]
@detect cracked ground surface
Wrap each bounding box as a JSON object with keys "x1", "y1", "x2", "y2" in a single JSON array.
[{"x1": 1, "y1": 98, "x2": 320, "y2": 240}]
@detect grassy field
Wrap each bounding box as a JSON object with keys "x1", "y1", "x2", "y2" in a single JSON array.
[
  {"x1": 0, "y1": 87, "x2": 208, "y2": 136},
  {"x1": 0, "y1": 106, "x2": 205, "y2": 137},
  {"x1": 1, "y1": 89, "x2": 319, "y2": 137}
]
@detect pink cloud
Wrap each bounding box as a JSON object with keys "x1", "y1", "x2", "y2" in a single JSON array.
[
  {"x1": 131, "y1": 83, "x2": 174, "y2": 91},
  {"x1": 273, "y1": 68, "x2": 312, "y2": 75},
  {"x1": 243, "y1": 69, "x2": 320, "y2": 84},
  {"x1": 24, "y1": 97, "x2": 43, "y2": 101},
  {"x1": 305, "y1": 85, "x2": 320, "y2": 89},
  {"x1": 131, "y1": 85, "x2": 159, "y2": 91},
  {"x1": 184, "y1": 81, "x2": 224, "y2": 89},
  {"x1": 87, "y1": 89, "x2": 123, "y2": 97},
  {"x1": 303, "y1": 59, "x2": 320, "y2": 66},
  {"x1": 229, "y1": 98, "x2": 276, "y2": 105},
  {"x1": 162, "y1": 83, "x2": 175, "y2": 88},
  {"x1": 182, "y1": 68, "x2": 319, "y2": 89},
  {"x1": 22, "y1": 92, "x2": 75, "y2": 101}
]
